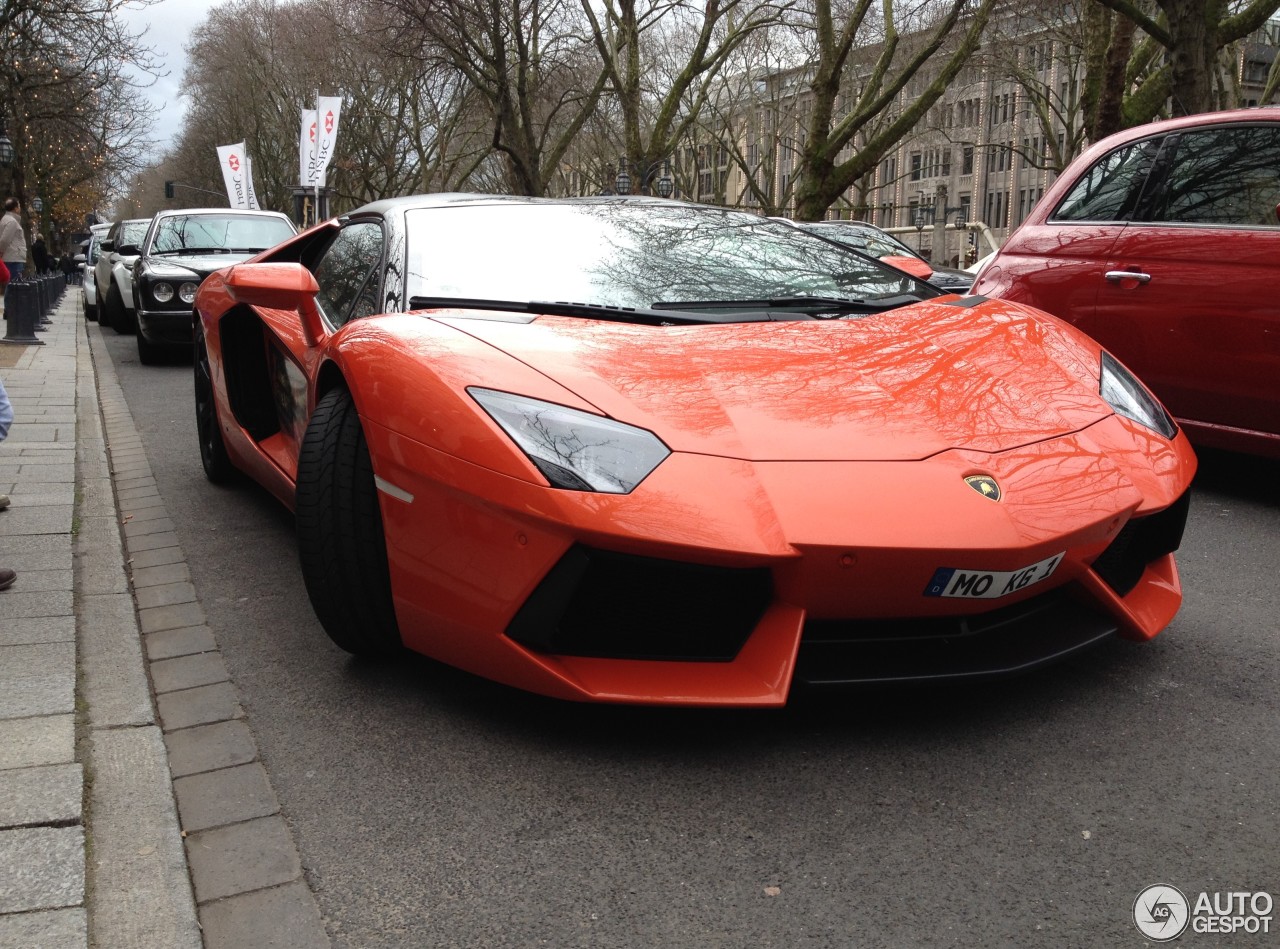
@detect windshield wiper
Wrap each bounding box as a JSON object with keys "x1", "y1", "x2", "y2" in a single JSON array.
[
  {"x1": 155, "y1": 247, "x2": 230, "y2": 256},
  {"x1": 408, "y1": 296, "x2": 779, "y2": 326},
  {"x1": 653, "y1": 294, "x2": 927, "y2": 315}
]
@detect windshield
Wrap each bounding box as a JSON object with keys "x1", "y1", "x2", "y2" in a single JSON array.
[
  {"x1": 119, "y1": 220, "x2": 149, "y2": 249},
  {"x1": 805, "y1": 224, "x2": 917, "y2": 260},
  {"x1": 150, "y1": 214, "x2": 295, "y2": 254},
  {"x1": 405, "y1": 203, "x2": 933, "y2": 311}
]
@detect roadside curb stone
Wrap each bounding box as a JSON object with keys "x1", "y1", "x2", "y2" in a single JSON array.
[{"x1": 84, "y1": 320, "x2": 329, "y2": 946}]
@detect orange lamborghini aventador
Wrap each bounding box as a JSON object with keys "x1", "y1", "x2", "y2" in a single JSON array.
[{"x1": 193, "y1": 194, "x2": 1196, "y2": 706}]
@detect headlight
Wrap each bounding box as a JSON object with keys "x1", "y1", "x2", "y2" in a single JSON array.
[
  {"x1": 469, "y1": 388, "x2": 670, "y2": 494},
  {"x1": 1100, "y1": 352, "x2": 1176, "y2": 439},
  {"x1": 152, "y1": 282, "x2": 174, "y2": 303},
  {"x1": 179, "y1": 282, "x2": 199, "y2": 304}
]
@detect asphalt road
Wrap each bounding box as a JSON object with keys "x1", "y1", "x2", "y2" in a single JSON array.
[{"x1": 99, "y1": 327, "x2": 1280, "y2": 948}]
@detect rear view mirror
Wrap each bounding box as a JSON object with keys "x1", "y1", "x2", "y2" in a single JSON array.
[
  {"x1": 224, "y1": 262, "x2": 326, "y2": 346},
  {"x1": 881, "y1": 254, "x2": 934, "y2": 281}
]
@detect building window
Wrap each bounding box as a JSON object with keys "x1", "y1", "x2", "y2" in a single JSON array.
[
  {"x1": 962, "y1": 146, "x2": 974, "y2": 175},
  {"x1": 911, "y1": 152, "x2": 922, "y2": 181}
]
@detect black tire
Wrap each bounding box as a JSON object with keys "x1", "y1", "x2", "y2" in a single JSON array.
[
  {"x1": 295, "y1": 387, "x2": 401, "y2": 655},
  {"x1": 137, "y1": 329, "x2": 160, "y2": 365},
  {"x1": 84, "y1": 296, "x2": 98, "y2": 322},
  {"x1": 193, "y1": 323, "x2": 236, "y2": 483},
  {"x1": 105, "y1": 284, "x2": 133, "y2": 334}
]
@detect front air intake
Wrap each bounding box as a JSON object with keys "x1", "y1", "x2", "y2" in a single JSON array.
[{"x1": 506, "y1": 545, "x2": 771, "y2": 661}]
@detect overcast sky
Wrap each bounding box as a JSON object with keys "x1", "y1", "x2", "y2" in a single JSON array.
[{"x1": 118, "y1": 0, "x2": 226, "y2": 155}]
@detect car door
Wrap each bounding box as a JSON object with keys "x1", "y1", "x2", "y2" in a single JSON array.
[
  {"x1": 1095, "y1": 122, "x2": 1280, "y2": 441},
  {"x1": 982, "y1": 135, "x2": 1166, "y2": 335},
  {"x1": 251, "y1": 220, "x2": 388, "y2": 476}
]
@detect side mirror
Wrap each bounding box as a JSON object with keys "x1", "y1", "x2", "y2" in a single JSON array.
[
  {"x1": 74, "y1": 254, "x2": 86, "y2": 264},
  {"x1": 224, "y1": 262, "x2": 325, "y2": 346},
  {"x1": 881, "y1": 254, "x2": 934, "y2": 281},
  {"x1": 117, "y1": 244, "x2": 140, "y2": 256},
  {"x1": 99, "y1": 239, "x2": 114, "y2": 252}
]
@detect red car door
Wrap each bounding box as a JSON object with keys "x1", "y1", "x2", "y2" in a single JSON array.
[{"x1": 1085, "y1": 124, "x2": 1280, "y2": 447}]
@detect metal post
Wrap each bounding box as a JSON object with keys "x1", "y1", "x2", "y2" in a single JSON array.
[{"x1": 2, "y1": 280, "x2": 43, "y2": 344}]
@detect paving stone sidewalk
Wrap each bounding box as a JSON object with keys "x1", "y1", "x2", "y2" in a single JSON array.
[{"x1": 0, "y1": 292, "x2": 327, "y2": 948}]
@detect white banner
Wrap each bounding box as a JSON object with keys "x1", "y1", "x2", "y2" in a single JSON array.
[
  {"x1": 216, "y1": 142, "x2": 252, "y2": 209},
  {"x1": 299, "y1": 109, "x2": 317, "y2": 186},
  {"x1": 314, "y1": 95, "x2": 342, "y2": 186},
  {"x1": 246, "y1": 156, "x2": 261, "y2": 211}
]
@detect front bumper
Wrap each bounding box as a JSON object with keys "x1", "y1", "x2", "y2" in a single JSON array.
[
  {"x1": 137, "y1": 309, "x2": 195, "y2": 345},
  {"x1": 373, "y1": 414, "x2": 1196, "y2": 706}
]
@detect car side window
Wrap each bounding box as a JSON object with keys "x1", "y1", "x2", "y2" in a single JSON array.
[
  {"x1": 313, "y1": 222, "x2": 385, "y2": 328},
  {"x1": 1052, "y1": 138, "x2": 1162, "y2": 223},
  {"x1": 1149, "y1": 125, "x2": 1280, "y2": 227}
]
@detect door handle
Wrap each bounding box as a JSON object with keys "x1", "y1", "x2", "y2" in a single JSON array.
[{"x1": 1104, "y1": 270, "x2": 1152, "y2": 284}]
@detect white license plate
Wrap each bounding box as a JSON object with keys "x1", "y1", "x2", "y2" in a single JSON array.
[{"x1": 923, "y1": 552, "x2": 1065, "y2": 599}]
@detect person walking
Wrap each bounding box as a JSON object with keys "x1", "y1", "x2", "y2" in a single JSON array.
[
  {"x1": 31, "y1": 235, "x2": 48, "y2": 273},
  {"x1": 0, "y1": 199, "x2": 26, "y2": 318},
  {"x1": 0, "y1": 372, "x2": 14, "y2": 591}
]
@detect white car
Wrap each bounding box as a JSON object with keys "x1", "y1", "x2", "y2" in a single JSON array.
[
  {"x1": 79, "y1": 222, "x2": 112, "y2": 322},
  {"x1": 94, "y1": 217, "x2": 150, "y2": 334}
]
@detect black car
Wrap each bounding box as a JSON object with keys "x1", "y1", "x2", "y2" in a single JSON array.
[{"x1": 132, "y1": 208, "x2": 297, "y2": 363}]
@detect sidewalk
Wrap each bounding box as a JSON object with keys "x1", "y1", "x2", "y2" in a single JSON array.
[{"x1": 0, "y1": 291, "x2": 327, "y2": 948}]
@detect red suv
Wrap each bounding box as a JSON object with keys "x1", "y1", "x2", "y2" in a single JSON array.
[{"x1": 973, "y1": 109, "x2": 1280, "y2": 458}]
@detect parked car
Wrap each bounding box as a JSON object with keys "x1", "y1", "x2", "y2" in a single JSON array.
[
  {"x1": 799, "y1": 220, "x2": 975, "y2": 293},
  {"x1": 131, "y1": 207, "x2": 296, "y2": 363},
  {"x1": 94, "y1": 217, "x2": 151, "y2": 334},
  {"x1": 972, "y1": 108, "x2": 1280, "y2": 458},
  {"x1": 78, "y1": 222, "x2": 112, "y2": 322},
  {"x1": 192, "y1": 194, "x2": 1194, "y2": 706}
]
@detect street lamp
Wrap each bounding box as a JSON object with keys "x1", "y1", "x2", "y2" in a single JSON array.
[
  {"x1": 0, "y1": 116, "x2": 13, "y2": 168},
  {"x1": 615, "y1": 157, "x2": 674, "y2": 198}
]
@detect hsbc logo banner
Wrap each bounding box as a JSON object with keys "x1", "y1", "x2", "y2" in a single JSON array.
[
  {"x1": 298, "y1": 109, "x2": 317, "y2": 187},
  {"x1": 216, "y1": 141, "x2": 256, "y2": 209},
  {"x1": 300, "y1": 96, "x2": 342, "y2": 187}
]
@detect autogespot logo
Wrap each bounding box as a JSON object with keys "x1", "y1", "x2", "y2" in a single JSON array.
[{"x1": 1134, "y1": 884, "x2": 1190, "y2": 941}]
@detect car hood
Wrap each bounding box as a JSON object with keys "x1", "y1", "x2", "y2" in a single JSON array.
[
  {"x1": 440, "y1": 297, "x2": 1110, "y2": 462},
  {"x1": 141, "y1": 252, "x2": 260, "y2": 279}
]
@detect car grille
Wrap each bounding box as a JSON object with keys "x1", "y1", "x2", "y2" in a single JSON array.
[{"x1": 506, "y1": 545, "x2": 771, "y2": 662}]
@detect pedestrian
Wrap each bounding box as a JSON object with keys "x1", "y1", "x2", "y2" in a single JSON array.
[
  {"x1": 0, "y1": 372, "x2": 14, "y2": 591},
  {"x1": 0, "y1": 199, "x2": 25, "y2": 317},
  {"x1": 32, "y1": 235, "x2": 48, "y2": 273}
]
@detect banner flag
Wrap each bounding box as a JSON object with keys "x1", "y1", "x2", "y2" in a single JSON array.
[
  {"x1": 246, "y1": 156, "x2": 261, "y2": 210},
  {"x1": 215, "y1": 142, "x2": 252, "y2": 209},
  {"x1": 299, "y1": 109, "x2": 317, "y2": 186},
  {"x1": 314, "y1": 95, "x2": 342, "y2": 186}
]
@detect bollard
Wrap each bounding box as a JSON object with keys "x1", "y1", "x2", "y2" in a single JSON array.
[
  {"x1": 38, "y1": 275, "x2": 55, "y2": 325},
  {"x1": 1, "y1": 281, "x2": 45, "y2": 345}
]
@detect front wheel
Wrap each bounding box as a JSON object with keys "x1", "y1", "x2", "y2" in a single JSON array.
[
  {"x1": 193, "y1": 322, "x2": 235, "y2": 483},
  {"x1": 295, "y1": 387, "x2": 401, "y2": 655}
]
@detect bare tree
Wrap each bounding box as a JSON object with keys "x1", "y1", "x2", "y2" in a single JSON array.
[
  {"x1": 581, "y1": 0, "x2": 792, "y2": 196},
  {"x1": 791, "y1": 0, "x2": 999, "y2": 221},
  {"x1": 373, "y1": 0, "x2": 609, "y2": 195},
  {"x1": 0, "y1": 0, "x2": 160, "y2": 246},
  {"x1": 1089, "y1": 0, "x2": 1280, "y2": 131}
]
